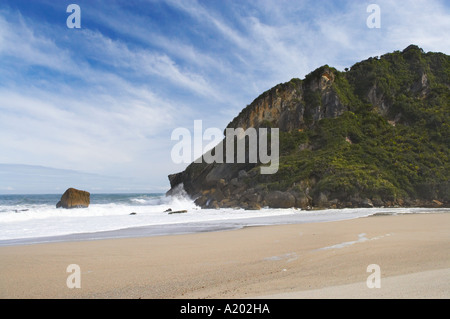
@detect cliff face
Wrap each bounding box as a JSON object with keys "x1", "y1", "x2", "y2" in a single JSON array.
[
  {"x1": 168, "y1": 45, "x2": 450, "y2": 209},
  {"x1": 226, "y1": 66, "x2": 346, "y2": 133}
]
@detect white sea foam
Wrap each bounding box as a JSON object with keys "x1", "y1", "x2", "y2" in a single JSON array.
[
  {"x1": 0, "y1": 194, "x2": 288, "y2": 240},
  {"x1": 0, "y1": 193, "x2": 448, "y2": 243},
  {"x1": 318, "y1": 233, "x2": 392, "y2": 250}
]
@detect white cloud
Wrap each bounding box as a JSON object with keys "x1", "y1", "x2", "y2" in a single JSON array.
[
  {"x1": 379, "y1": 0, "x2": 450, "y2": 53},
  {"x1": 165, "y1": 0, "x2": 250, "y2": 49},
  {"x1": 79, "y1": 30, "x2": 223, "y2": 99},
  {"x1": 0, "y1": 88, "x2": 168, "y2": 169},
  {"x1": 0, "y1": 0, "x2": 448, "y2": 192},
  {"x1": 0, "y1": 14, "x2": 97, "y2": 86},
  {"x1": 0, "y1": 10, "x2": 189, "y2": 185}
]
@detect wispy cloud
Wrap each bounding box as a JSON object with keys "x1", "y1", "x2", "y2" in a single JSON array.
[
  {"x1": 0, "y1": 8, "x2": 188, "y2": 185},
  {"x1": 0, "y1": 0, "x2": 448, "y2": 192}
]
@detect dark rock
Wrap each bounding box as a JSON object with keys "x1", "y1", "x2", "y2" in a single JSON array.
[
  {"x1": 56, "y1": 188, "x2": 90, "y2": 209},
  {"x1": 315, "y1": 192, "x2": 330, "y2": 208},
  {"x1": 194, "y1": 195, "x2": 208, "y2": 207},
  {"x1": 218, "y1": 199, "x2": 240, "y2": 208},
  {"x1": 361, "y1": 198, "x2": 374, "y2": 208},
  {"x1": 168, "y1": 173, "x2": 184, "y2": 189},
  {"x1": 238, "y1": 170, "x2": 248, "y2": 179},
  {"x1": 241, "y1": 202, "x2": 262, "y2": 210},
  {"x1": 328, "y1": 199, "x2": 339, "y2": 208},
  {"x1": 230, "y1": 178, "x2": 240, "y2": 187},
  {"x1": 210, "y1": 188, "x2": 225, "y2": 202},
  {"x1": 207, "y1": 200, "x2": 219, "y2": 209},
  {"x1": 432, "y1": 200, "x2": 443, "y2": 207},
  {"x1": 241, "y1": 191, "x2": 261, "y2": 205},
  {"x1": 264, "y1": 191, "x2": 296, "y2": 208},
  {"x1": 291, "y1": 192, "x2": 311, "y2": 209},
  {"x1": 371, "y1": 198, "x2": 385, "y2": 207},
  {"x1": 14, "y1": 209, "x2": 29, "y2": 213},
  {"x1": 168, "y1": 210, "x2": 188, "y2": 214},
  {"x1": 217, "y1": 178, "x2": 227, "y2": 188}
]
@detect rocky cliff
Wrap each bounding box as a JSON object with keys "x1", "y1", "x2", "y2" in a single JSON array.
[{"x1": 167, "y1": 45, "x2": 449, "y2": 209}]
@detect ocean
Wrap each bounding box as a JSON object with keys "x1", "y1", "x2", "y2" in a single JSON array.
[{"x1": 0, "y1": 192, "x2": 448, "y2": 246}]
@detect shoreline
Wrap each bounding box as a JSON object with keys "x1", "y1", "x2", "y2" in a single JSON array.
[
  {"x1": 1, "y1": 207, "x2": 449, "y2": 247},
  {"x1": 0, "y1": 213, "x2": 449, "y2": 298}
]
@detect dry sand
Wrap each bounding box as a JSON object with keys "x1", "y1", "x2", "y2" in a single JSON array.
[{"x1": 0, "y1": 213, "x2": 449, "y2": 299}]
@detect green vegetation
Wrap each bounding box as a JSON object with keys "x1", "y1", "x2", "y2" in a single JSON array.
[
  {"x1": 175, "y1": 46, "x2": 449, "y2": 208},
  {"x1": 250, "y1": 45, "x2": 450, "y2": 204}
]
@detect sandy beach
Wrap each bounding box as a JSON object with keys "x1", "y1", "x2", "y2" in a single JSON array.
[{"x1": 0, "y1": 213, "x2": 449, "y2": 299}]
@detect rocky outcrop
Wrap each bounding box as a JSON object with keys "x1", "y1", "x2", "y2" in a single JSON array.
[
  {"x1": 264, "y1": 191, "x2": 296, "y2": 208},
  {"x1": 167, "y1": 67, "x2": 347, "y2": 209},
  {"x1": 167, "y1": 67, "x2": 354, "y2": 209},
  {"x1": 226, "y1": 66, "x2": 346, "y2": 133},
  {"x1": 167, "y1": 45, "x2": 450, "y2": 210},
  {"x1": 56, "y1": 188, "x2": 90, "y2": 209}
]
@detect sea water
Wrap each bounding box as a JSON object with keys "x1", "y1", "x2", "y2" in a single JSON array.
[{"x1": 0, "y1": 193, "x2": 448, "y2": 246}]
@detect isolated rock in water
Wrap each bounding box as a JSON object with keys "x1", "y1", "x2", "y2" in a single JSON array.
[
  {"x1": 56, "y1": 188, "x2": 90, "y2": 209},
  {"x1": 168, "y1": 210, "x2": 188, "y2": 214},
  {"x1": 14, "y1": 209, "x2": 29, "y2": 213}
]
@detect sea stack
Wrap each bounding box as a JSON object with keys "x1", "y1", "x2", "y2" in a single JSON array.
[{"x1": 56, "y1": 188, "x2": 90, "y2": 209}]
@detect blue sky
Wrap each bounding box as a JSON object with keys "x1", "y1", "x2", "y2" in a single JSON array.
[{"x1": 0, "y1": 0, "x2": 449, "y2": 193}]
